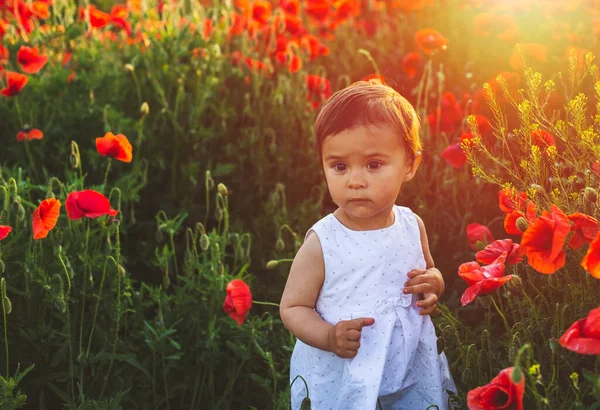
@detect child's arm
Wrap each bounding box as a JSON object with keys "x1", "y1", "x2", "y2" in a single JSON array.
[
  {"x1": 402, "y1": 213, "x2": 445, "y2": 316},
  {"x1": 280, "y1": 232, "x2": 374, "y2": 357}
]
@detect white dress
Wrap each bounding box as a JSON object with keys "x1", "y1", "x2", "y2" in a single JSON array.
[{"x1": 289, "y1": 205, "x2": 456, "y2": 410}]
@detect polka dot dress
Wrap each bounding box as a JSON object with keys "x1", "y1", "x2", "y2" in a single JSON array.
[{"x1": 290, "y1": 206, "x2": 457, "y2": 410}]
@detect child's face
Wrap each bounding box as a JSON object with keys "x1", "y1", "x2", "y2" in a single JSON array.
[{"x1": 321, "y1": 124, "x2": 421, "y2": 220}]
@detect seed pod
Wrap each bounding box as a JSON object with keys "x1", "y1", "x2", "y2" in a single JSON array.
[
  {"x1": 276, "y1": 238, "x2": 285, "y2": 251},
  {"x1": 266, "y1": 260, "x2": 279, "y2": 269},
  {"x1": 200, "y1": 234, "x2": 210, "y2": 251},
  {"x1": 516, "y1": 217, "x2": 529, "y2": 233}
]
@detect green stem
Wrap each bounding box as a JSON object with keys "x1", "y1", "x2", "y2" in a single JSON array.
[
  {"x1": 79, "y1": 220, "x2": 91, "y2": 358},
  {"x1": 102, "y1": 159, "x2": 112, "y2": 194},
  {"x1": 85, "y1": 260, "x2": 109, "y2": 360},
  {"x1": 252, "y1": 301, "x2": 280, "y2": 308},
  {"x1": 23, "y1": 141, "x2": 39, "y2": 181},
  {"x1": 1, "y1": 280, "x2": 8, "y2": 378},
  {"x1": 58, "y1": 251, "x2": 75, "y2": 406},
  {"x1": 490, "y1": 295, "x2": 510, "y2": 332}
]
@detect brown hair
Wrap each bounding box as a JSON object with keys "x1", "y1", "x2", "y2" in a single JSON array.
[{"x1": 314, "y1": 78, "x2": 422, "y2": 163}]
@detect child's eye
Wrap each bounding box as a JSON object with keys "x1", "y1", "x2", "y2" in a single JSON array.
[
  {"x1": 367, "y1": 161, "x2": 383, "y2": 169},
  {"x1": 333, "y1": 163, "x2": 347, "y2": 171}
]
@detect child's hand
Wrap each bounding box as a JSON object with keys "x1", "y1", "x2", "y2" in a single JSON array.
[
  {"x1": 327, "y1": 318, "x2": 375, "y2": 358},
  {"x1": 403, "y1": 268, "x2": 444, "y2": 316}
]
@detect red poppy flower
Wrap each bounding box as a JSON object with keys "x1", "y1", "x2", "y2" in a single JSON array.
[
  {"x1": 65, "y1": 190, "x2": 118, "y2": 220},
  {"x1": 96, "y1": 132, "x2": 132, "y2": 163},
  {"x1": 0, "y1": 224, "x2": 11, "y2": 241},
  {"x1": 567, "y1": 212, "x2": 600, "y2": 250},
  {"x1": 467, "y1": 367, "x2": 524, "y2": 410},
  {"x1": 79, "y1": 5, "x2": 111, "y2": 28},
  {"x1": 476, "y1": 239, "x2": 522, "y2": 265},
  {"x1": 581, "y1": 231, "x2": 600, "y2": 279},
  {"x1": 441, "y1": 142, "x2": 466, "y2": 168},
  {"x1": 17, "y1": 46, "x2": 48, "y2": 74},
  {"x1": 427, "y1": 92, "x2": 463, "y2": 134},
  {"x1": 401, "y1": 51, "x2": 422, "y2": 79},
  {"x1": 1, "y1": 72, "x2": 28, "y2": 97},
  {"x1": 531, "y1": 129, "x2": 556, "y2": 149},
  {"x1": 466, "y1": 223, "x2": 494, "y2": 250},
  {"x1": 31, "y1": 1, "x2": 50, "y2": 19},
  {"x1": 498, "y1": 188, "x2": 527, "y2": 214},
  {"x1": 414, "y1": 28, "x2": 448, "y2": 55},
  {"x1": 223, "y1": 279, "x2": 252, "y2": 325},
  {"x1": 251, "y1": 0, "x2": 272, "y2": 24},
  {"x1": 559, "y1": 307, "x2": 600, "y2": 355},
  {"x1": 459, "y1": 252, "x2": 511, "y2": 306},
  {"x1": 32, "y1": 198, "x2": 61, "y2": 239},
  {"x1": 519, "y1": 205, "x2": 570, "y2": 274},
  {"x1": 16, "y1": 127, "x2": 43, "y2": 141}
]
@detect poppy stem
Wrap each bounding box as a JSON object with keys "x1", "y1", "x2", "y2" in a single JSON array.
[
  {"x1": 57, "y1": 250, "x2": 75, "y2": 406},
  {"x1": 1, "y1": 278, "x2": 9, "y2": 379},
  {"x1": 490, "y1": 294, "x2": 510, "y2": 332},
  {"x1": 23, "y1": 141, "x2": 39, "y2": 181},
  {"x1": 252, "y1": 300, "x2": 280, "y2": 308},
  {"x1": 102, "y1": 159, "x2": 112, "y2": 194}
]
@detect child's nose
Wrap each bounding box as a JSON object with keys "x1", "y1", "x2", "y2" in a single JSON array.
[{"x1": 347, "y1": 169, "x2": 367, "y2": 189}]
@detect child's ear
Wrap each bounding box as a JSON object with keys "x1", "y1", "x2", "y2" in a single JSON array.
[{"x1": 403, "y1": 151, "x2": 422, "y2": 181}]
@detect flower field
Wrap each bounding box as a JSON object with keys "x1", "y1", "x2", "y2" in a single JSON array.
[{"x1": 1, "y1": 0, "x2": 600, "y2": 408}]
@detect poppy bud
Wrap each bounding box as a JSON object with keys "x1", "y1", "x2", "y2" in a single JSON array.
[
  {"x1": 215, "y1": 207, "x2": 223, "y2": 221},
  {"x1": 140, "y1": 102, "x2": 150, "y2": 116},
  {"x1": 200, "y1": 233, "x2": 210, "y2": 250},
  {"x1": 276, "y1": 238, "x2": 285, "y2": 251},
  {"x1": 266, "y1": 260, "x2": 279, "y2": 269},
  {"x1": 0, "y1": 260, "x2": 4, "y2": 274},
  {"x1": 516, "y1": 217, "x2": 529, "y2": 233},
  {"x1": 584, "y1": 187, "x2": 598, "y2": 203},
  {"x1": 70, "y1": 152, "x2": 80, "y2": 168},
  {"x1": 461, "y1": 367, "x2": 472, "y2": 384},
  {"x1": 217, "y1": 183, "x2": 228, "y2": 197},
  {"x1": 16, "y1": 204, "x2": 25, "y2": 221},
  {"x1": 529, "y1": 184, "x2": 544, "y2": 194},
  {"x1": 206, "y1": 170, "x2": 215, "y2": 190},
  {"x1": 4, "y1": 295, "x2": 11, "y2": 315},
  {"x1": 507, "y1": 275, "x2": 523, "y2": 295},
  {"x1": 118, "y1": 264, "x2": 126, "y2": 277},
  {"x1": 125, "y1": 63, "x2": 135, "y2": 72},
  {"x1": 196, "y1": 222, "x2": 206, "y2": 235},
  {"x1": 300, "y1": 397, "x2": 311, "y2": 410}
]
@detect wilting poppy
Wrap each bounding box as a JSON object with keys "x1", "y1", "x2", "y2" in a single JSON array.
[
  {"x1": 467, "y1": 367, "x2": 524, "y2": 410},
  {"x1": 567, "y1": 212, "x2": 600, "y2": 250},
  {"x1": 581, "y1": 230, "x2": 600, "y2": 279},
  {"x1": 223, "y1": 279, "x2": 252, "y2": 325},
  {"x1": 96, "y1": 132, "x2": 132, "y2": 163},
  {"x1": 65, "y1": 190, "x2": 118, "y2": 220},
  {"x1": 559, "y1": 307, "x2": 600, "y2": 355},
  {"x1": 32, "y1": 198, "x2": 61, "y2": 239},
  {"x1": 519, "y1": 205, "x2": 570, "y2": 274},
  {"x1": 466, "y1": 223, "x2": 494, "y2": 250},
  {"x1": 16, "y1": 126, "x2": 43, "y2": 141},
  {"x1": 1, "y1": 72, "x2": 28, "y2": 97},
  {"x1": 458, "y1": 252, "x2": 510, "y2": 306},
  {"x1": 0, "y1": 224, "x2": 11, "y2": 241},
  {"x1": 17, "y1": 46, "x2": 48, "y2": 74},
  {"x1": 414, "y1": 28, "x2": 448, "y2": 55},
  {"x1": 476, "y1": 239, "x2": 522, "y2": 265}
]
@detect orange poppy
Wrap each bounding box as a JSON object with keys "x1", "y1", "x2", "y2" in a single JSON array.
[
  {"x1": 414, "y1": 28, "x2": 448, "y2": 55},
  {"x1": 509, "y1": 43, "x2": 548, "y2": 70},
  {"x1": 559, "y1": 307, "x2": 600, "y2": 354},
  {"x1": 223, "y1": 279, "x2": 253, "y2": 325},
  {"x1": 32, "y1": 198, "x2": 61, "y2": 240},
  {"x1": 1, "y1": 72, "x2": 28, "y2": 97},
  {"x1": 66, "y1": 190, "x2": 118, "y2": 220},
  {"x1": 16, "y1": 126, "x2": 43, "y2": 141},
  {"x1": 31, "y1": 2, "x2": 50, "y2": 19},
  {"x1": 567, "y1": 213, "x2": 600, "y2": 250},
  {"x1": 0, "y1": 224, "x2": 11, "y2": 241},
  {"x1": 581, "y1": 230, "x2": 600, "y2": 279},
  {"x1": 520, "y1": 205, "x2": 571, "y2": 274},
  {"x1": 96, "y1": 132, "x2": 132, "y2": 163}
]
